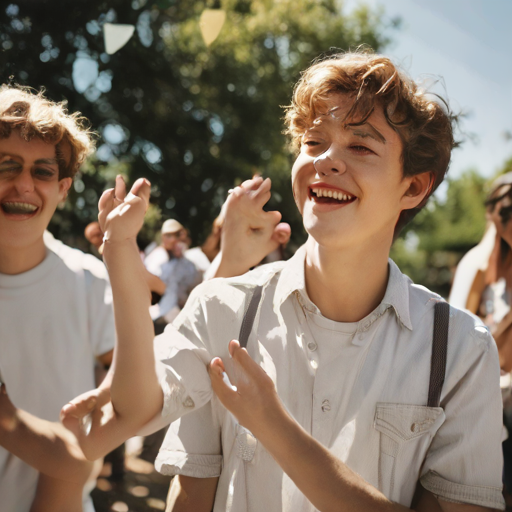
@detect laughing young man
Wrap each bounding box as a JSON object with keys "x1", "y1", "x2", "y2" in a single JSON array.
[
  {"x1": 0, "y1": 86, "x2": 115, "y2": 512},
  {"x1": 64, "y1": 51, "x2": 505, "y2": 512}
]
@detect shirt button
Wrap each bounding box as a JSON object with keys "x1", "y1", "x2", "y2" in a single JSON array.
[
  {"x1": 321, "y1": 399, "x2": 331, "y2": 412},
  {"x1": 307, "y1": 341, "x2": 317, "y2": 352},
  {"x1": 182, "y1": 396, "x2": 195, "y2": 408},
  {"x1": 310, "y1": 359, "x2": 318, "y2": 370},
  {"x1": 411, "y1": 423, "x2": 417, "y2": 432}
]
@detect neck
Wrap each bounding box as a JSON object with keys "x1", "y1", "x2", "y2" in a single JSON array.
[
  {"x1": 0, "y1": 238, "x2": 47, "y2": 275},
  {"x1": 304, "y1": 236, "x2": 391, "y2": 322}
]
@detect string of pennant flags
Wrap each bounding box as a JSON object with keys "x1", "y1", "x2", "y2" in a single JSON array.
[{"x1": 103, "y1": 9, "x2": 226, "y2": 55}]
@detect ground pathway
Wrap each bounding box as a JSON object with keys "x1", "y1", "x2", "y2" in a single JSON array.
[{"x1": 92, "y1": 454, "x2": 171, "y2": 512}]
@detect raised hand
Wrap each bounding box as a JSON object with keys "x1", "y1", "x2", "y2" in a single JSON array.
[
  {"x1": 215, "y1": 176, "x2": 291, "y2": 278},
  {"x1": 98, "y1": 175, "x2": 151, "y2": 244}
]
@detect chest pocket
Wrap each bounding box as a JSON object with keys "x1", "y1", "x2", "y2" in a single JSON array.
[
  {"x1": 374, "y1": 403, "x2": 445, "y2": 501},
  {"x1": 372, "y1": 300, "x2": 450, "y2": 503}
]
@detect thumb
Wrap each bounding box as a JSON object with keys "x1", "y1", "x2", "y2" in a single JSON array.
[{"x1": 130, "y1": 178, "x2": 151, "y2": 205}]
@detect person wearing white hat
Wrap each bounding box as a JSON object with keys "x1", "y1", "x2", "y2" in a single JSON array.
[
  {"x1": 144, "y1": 218, "x2": 186, "y2": 277},
  {"x1": 145, "y1": 218, "x2": 199, "y2": 331}
]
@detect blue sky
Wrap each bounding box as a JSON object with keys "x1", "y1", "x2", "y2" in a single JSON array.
[{"x1": 344, "y1": 0, "x2": 512, "y2": 181}]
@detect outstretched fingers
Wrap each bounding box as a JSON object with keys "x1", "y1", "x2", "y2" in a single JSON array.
[
  {"x1": 252, "y1": 177, "x2": 272, "y2": 208},
  {"x1": 114, "y1": 174, "x2": 127, "y2": 202},
  {"x1": 240, "y1": 175, "x2": 263, "y2": 191},
  {"x1": 228, "y1": 340, "x2": 271, "y2": 384},
  {"x1": 98, "y1": 188, "x2": 115, "y2": 228},
  {"x1": 130, "y1": 177, "x2": 151, "y2": 202}
]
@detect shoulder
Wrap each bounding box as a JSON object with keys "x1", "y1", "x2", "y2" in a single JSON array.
[
  {"x1": 183, "y1": 260, "x2": 285, "y2": 313},
  {"x1": 47, "y1": 239, "x2": 109, "y2": 282},
  {"x1": 407, "y1": 279, "x2": 496, "y2": 362}
]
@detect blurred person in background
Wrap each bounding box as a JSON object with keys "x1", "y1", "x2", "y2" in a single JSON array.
[
  {"x1": 145, "y1": 219, "x2": 199, "y2": 333},
  {"x1": 450, "y1": 171, "x2": 512, "y2": 505},
  {"x1": 144, "y1": 219, "x2": 186, "y2": 275},
  {"x1": 0, "y1": 85, "x2": 115, "y2": 512},
  {"x1": 84, "y1": 221, "x2": 103, "y2": 258}
]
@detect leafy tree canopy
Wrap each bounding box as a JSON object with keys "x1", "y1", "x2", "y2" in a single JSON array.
[{"x1": 0, "y1": 0, "x2": 394, "y2": 249}]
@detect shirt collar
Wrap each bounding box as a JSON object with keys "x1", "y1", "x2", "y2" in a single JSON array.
[
  {"x1": 274, "y1": 246, "x2": 413, "y2": 331},
  {"x1": 381, "y1": 259, "x2": 413, "y2": 330}
]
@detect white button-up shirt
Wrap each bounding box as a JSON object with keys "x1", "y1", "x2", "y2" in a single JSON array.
[{"x1": 152, "y1": 246, "x2": 505, "y2": 511}]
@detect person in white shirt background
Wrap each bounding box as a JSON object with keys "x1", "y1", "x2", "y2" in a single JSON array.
[
  {"x1": 0, "y1": 85, "x2": 115, "y2": 512},
  {"x1": 63, "y1": 50, "x2": 504, "y2": 512}
]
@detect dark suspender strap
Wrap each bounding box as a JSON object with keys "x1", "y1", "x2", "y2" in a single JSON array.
[
  {"x1": 238, "y1": 285, "x2": 263, "y2": 349},
  {"x1": 427, "y1": 301, "x2": 450, "y2": 408}
]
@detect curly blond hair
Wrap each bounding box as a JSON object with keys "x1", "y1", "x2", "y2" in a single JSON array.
[
  {"x1": 285, "y1": 49, "x2": 457, "y2": 235},
  {"x1": 0, "y1": 85, "x2": 95, "y2": 179}
]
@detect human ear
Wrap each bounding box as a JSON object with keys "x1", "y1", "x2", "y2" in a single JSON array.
[
  {"x1": 58, "y1": 177, "x2": 72, "y2": 202},
  {"x1": 401, "y1": 172, "x2": 433, "y2": 210}
]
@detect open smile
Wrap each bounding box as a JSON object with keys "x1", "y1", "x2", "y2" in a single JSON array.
[
  {"x1": 1, "y1": 201, "x2": 40, "y2": 218},
  {"x1": 308, "y1": 184, "x2": 357, "y2": 205}
]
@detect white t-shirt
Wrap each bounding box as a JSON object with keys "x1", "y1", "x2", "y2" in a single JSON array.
[
  {"x1": 151, "y1": 246, "x2": 505, "y2": 511},
  {"x1": 0, "y1": 238, "x2": 115, "y2": 512}
]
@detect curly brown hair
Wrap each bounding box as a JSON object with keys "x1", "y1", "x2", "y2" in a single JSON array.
[
  {"x1": 285, "y1": 49, "x2": 457, "y2": 236},
  {"x1": 0, "y1": 85, "x2": 95, "y2": 179}
]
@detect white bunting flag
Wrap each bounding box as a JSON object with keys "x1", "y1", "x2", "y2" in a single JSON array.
[{"x1": 104, "y1": 23, "x2": 135, "y2": 55}]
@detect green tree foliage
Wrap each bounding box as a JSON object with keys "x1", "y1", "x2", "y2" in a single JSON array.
[
  {"x1": 391, "y1": 166, "x2": 512, "y2": 297},
  {"x1": 0, "y1": 0, "x2": 393, "y2": 249}
]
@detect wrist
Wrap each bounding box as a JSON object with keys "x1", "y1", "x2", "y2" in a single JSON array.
[
  {"x1": 215, "y1": 256, "x2": 251, "y2": 279},
  {"x1": 249, "y1": 396, "x2": 290, "y2": 440},
  {"x1": 102, "y1": 237, "x2": 139, "y2": 260}
]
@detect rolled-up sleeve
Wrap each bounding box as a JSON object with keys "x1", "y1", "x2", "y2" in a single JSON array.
[
  {"x1": 420, "y1": 325, "x2": 505, "y2": 510},
  {"x1": 155, "y1": 400, "x2": 223, "y2": 477}
]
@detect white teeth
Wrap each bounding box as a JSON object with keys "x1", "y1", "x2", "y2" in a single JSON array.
[
  {"x1": 2, "y1": 202, "x2": 38, "y2": 214},
  {"x1": 311, "y1": 188, "x2": 354, "y2": 202}
]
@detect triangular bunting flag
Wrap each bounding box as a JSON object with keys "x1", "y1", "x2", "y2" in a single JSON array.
[
  {"x1": 199, "y1": 9, "x2": 226, "y2": 47},
  {"x1": 104, "y1": 23, "x2": 135, "y2": 55}
]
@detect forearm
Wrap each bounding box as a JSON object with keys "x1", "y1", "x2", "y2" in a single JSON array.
[
  {"x1": 30, "y1": 473, "x2": 87, "y2": 512},
  {"x1": 214, "y1": 252, "x2": 252, "y2": 278},
  {"x1": 0, "y1": 409, "x2": 93, "y2": 484},
  {"x1": 103, "y1": 238, "x2": 163, "y2": 425},
  {"x1": 255, "y1": 408, "x2": 409, "y2": 512}
]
